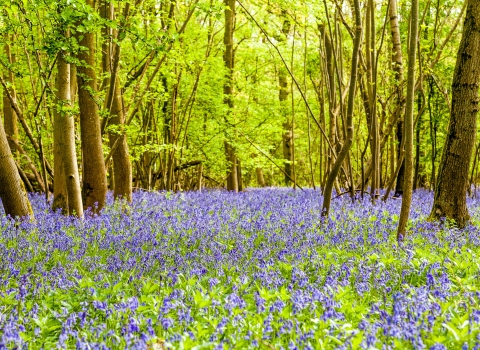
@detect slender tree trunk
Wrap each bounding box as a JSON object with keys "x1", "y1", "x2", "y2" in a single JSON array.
[
  {"x1": 397, "y1": 0, "x2": 419, "y2": 240},
  {"x1": 321, "y1": 0, "x2": 361, "y2": 216},
  {"x1": 237, "y1": 160, "x2": 243, "y2": 191},
  {"x1": 76, "y1": 0, "x2": 108, "y2": 212},
  {"x1": 279, "y1": 66, "x2": 292, "y2": 185},
  {"x1": 366, "y1": 0, "x2": 379, "y2": 199},
  {"x1": 197, "y1": 163, "x2": 203, "y2": 191},
  {"x1": 430, "y1": 0, "x2": 480, "y2": 227},
  {"x1": 319, "y1": 24, "x2": 338, "y2": 185},
  {"x1": 428, "y1": 77, "x2": 436, "y2": 191},
  {"x1": 3, "y1": 42, "x2": 18, "y2": 152},
  {"x1": 279, "y1": 15, "x2": 293, "y2": 186},
  {"x1": 0, "y1": 118, "x2": 33, "y2": 219},
  {"x1": 413, "y1": 94, "x2": 422, "y2": 190},
  {"x1": 394, "y1": 123, "x2": 405, "y2": 197},
  {"x1": 223, "y1": 0, "x2": 238, "y2": 191},
  {"x1": 389, "y1": 0, "x2": 406, "y2": 198}
]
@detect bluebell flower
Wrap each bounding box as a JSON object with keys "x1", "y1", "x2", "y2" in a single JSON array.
[{"x1": 161, "y1": 317, "x2": 174, "y2": 330}]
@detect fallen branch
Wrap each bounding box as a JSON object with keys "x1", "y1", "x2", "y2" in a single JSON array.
[{"x1": 174, "y1": 160, "x2": 202, "y2": 172}]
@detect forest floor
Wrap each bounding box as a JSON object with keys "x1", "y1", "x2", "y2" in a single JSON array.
[{"x1": 1, "y1": 189, "x2": 480, "y2": 348}]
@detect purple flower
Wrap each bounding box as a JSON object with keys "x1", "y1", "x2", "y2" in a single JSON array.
[{"x1": 161, "y1": 317, "x2": 174, "y2": 330}]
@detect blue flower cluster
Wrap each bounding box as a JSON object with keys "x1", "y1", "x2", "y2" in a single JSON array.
[{"x1": 1, "y1": 189, "x2": 480, "y2": 349}]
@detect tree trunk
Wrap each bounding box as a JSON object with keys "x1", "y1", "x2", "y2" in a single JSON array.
[
  {"x1": 54, "y1": 53, "x2": 84, "y2": 217},
  {"x1": 3, "y1": 42, "x2": 18, "y2": 152},
  {"x1": 223, "y1": 0, "x2": 238, "y2": 191},
  {"x1": 394, "y1": 122, "x2": 405, "y2": 197},
  {"x1": 100, "y1": 2, "x2": 133, "y2": 201},
  {"x1": 0, "y1": 118, "x2": 33, "y2": 219},
  {"x1": 279, "y1": 68, "x2": 292, "y2": 185},
  {"x1": 237, "y1": 160, "x2": 243, "y2": 191},
  {"x1": 319, "y1": 24, "x2": 338, "y2": 188},
  {"x1": 196, "y1": 163, "x2": 203, "y2": 191},
  {"x1": 109, "y1": 78, "x2": 133, "y2": 201},
  {"x1": 413, "y1": 95, "x2": 422, "y2": 190},
  {"x1": 256, "y1": 167, "x2": 265, "y2": 187},
  {"x1": 389, "y1": 0, "x2": 407, "y2": 198},
  {"x1": 321, "y1": 0, "x2": 361, "y2": 216},
  {"x1": 397, "y1": 0, "x2": 419, "y2": 240},
  {"x1": 430, "y1": 0, "x2": 480, "y2": 227},
  {"x1": 76, "y1": 0, "x2": 108, "y2": 212},
  {"x1": 279, "y1": 16, "x2": 292, "y2": 186},
  {"x1": 366, "y1": 0, "x2": 380, "y2": 199},
  {"x1": 428, "y1": 77, "x2": 436, "y2": 191},
  {"x1": 52, "y1": 62, "x2": 69, "y2": 213}
]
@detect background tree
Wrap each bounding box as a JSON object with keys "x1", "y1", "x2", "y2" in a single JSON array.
[{"x1": 0, "y1": 0, "x2": 469, "y2": 205}]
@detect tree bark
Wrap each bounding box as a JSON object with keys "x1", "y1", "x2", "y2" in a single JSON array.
[
  {"x1": 76, "y1": 0, "x2": 108, "y2": 212},
  {"x1": 430, "y1": 0, "x2": 480, "y2": 227},
  {"x1": 397, "y1": 0, "x2": 419, "y2": 240},
  {"x1": 0, "y1": 118, "x2": 33, "y2": 219}
]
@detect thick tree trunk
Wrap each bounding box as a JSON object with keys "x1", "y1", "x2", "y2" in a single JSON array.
[
  {"x1": 223, "y1": 0, "x2": 238, "y2": 191},
  {"x1": 397, "y1": 0, "x2": 419, "y2": 240},
  {"x1": 0, "y1": 119, "x2": 33, "y2": 219},
  {"x1": 76, "y1": 0, "x2": 108, "y2": 212},
  {"x1": 54, "y1": 53, "x2": 84, "y2": 217},
  {"x1": 430, "y1": 0, "x2": 480, "y2": 227}
]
